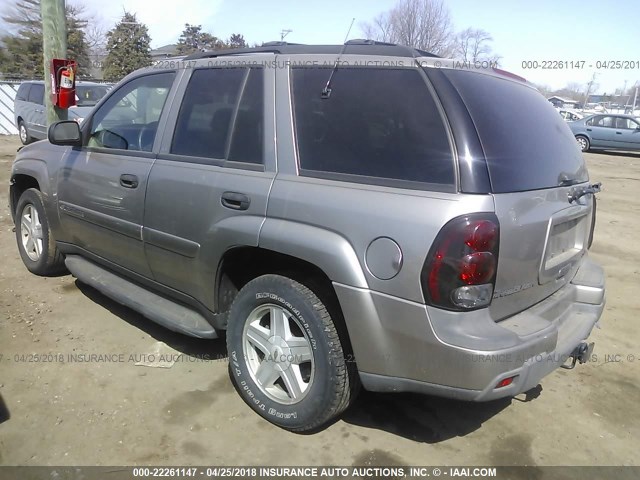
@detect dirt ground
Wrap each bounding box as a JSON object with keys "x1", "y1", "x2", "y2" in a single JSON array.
[{"x1": 0, "y1": 134, "x2": 638, "y2": 467}]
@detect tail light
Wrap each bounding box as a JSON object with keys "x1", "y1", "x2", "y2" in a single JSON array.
[{"x1": 421, "y1": 213, "x2": 500, "y2": 311}]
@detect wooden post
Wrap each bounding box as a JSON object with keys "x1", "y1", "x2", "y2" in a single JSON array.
[{"x1": 41, "y1": 0, "x2": 68, "y2": 126}]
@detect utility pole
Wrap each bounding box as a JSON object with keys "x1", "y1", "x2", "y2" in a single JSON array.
[
  {"x1": 583, "y1": 73, "x2": 598, "y2": 110},
  {"x1": 280, "y1": 29, "x2": 292, "y2": 41},
  {"x1": 41, "y1": 0, "x2": 68, "y2": 125}
]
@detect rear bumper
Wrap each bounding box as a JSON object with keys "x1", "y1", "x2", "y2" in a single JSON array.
[{"x1": 335, "y1": 257, "x2": 605, "y2": 401}]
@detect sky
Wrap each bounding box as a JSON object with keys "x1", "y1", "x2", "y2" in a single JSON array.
[{"x1": 73, "y1": 0, "x2": 640, "y2": 95}]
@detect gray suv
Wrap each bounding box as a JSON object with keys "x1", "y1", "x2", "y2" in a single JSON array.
[{"x1": 9, "y1": 42, "x2": 605, "y2": 432}]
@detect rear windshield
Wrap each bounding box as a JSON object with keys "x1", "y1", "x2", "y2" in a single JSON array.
[{"x1": 443, "y1": 70, "x2": 588, "y2": 192}]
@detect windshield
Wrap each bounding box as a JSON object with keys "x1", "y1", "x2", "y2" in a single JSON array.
[
  {"x1": 442, "y1": 70, "x2": 588, "y2": 193},
  {"x1": 75, "y1": 85, "x2": 109, "y2": 107}
]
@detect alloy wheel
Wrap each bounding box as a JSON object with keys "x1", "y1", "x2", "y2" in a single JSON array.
[
  {"x1": 20, "y1": 204, "x2": 43, "y2": 261},
  {"x1": 242, "y1": 304, "x2": 315, "y2": 405}
]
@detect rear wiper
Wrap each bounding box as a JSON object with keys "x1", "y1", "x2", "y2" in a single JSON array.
[{"x1": 568, "y1": 182, "x2": 601, "y2": 204}]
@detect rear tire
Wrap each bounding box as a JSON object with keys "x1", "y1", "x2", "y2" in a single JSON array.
[
  {"x1": 15, "y1": 188, "x2": 66, "y2": 276},
  {"x1": 576, "y1": 135, "x2": 590, "y2": 152},
  {"x1": 18, "y1": 120, "x2": 33, "y2": 145},
  {"x1": 226, "y1": 274, "x2": 358, "y2": 432}
]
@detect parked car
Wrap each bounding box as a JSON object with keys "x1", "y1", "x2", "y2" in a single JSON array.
[
  {"x1": 569, "y1": 113, "x2": 640, "y2": 151},
  {"x1": 558, "y1": 109, "x2": 585, "y2": 121},
  {"x1": 14, "y1": 80, "x2": 110, "y2": 145},
  {"x1": 9, "y1": 41, "x2": 605, "y2": 432}
]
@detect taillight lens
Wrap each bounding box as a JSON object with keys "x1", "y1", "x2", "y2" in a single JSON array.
[{"x1": 421, "y1": 213, "x2": 500, "y2": 311}]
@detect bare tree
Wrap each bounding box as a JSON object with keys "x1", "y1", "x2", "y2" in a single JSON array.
[
  {"x1": 361, "y1": 0, "x2": 455, "y2": 56},
  {"x1": 85, "y1": 20, "x2": 107, "y2": 55},
  {"x1": 361, "y1": 12, "x2": 395, "y2": 44},
  {"x1": 1, "y1": 0, "x2": 41, "y2": 36},
  {"x1": 534, "y1": 83, "x2": 554, "y2": 98},
  {"x1": 548, "y1": 82, "x2": 586, "y2": 102},
  {"x1": 564, "y1": 82, "x2": 585, "y2": 100},
  {"x1": 454, "y1": 28, "x2": 500, "y2": 64}
]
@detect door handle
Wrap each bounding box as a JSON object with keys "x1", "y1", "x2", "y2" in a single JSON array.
[
  {"x1": 586, "y1": 128, "x2": 592, "y2": 131},
  {"x1": 616, "y1": 131, "x2": 622, "y2": 134},
  {"x1": 120, "y1": 174, "x2": 139, "y2": 189},
  {"x1": 221, "y1": 191, "x2": 250, "y2": 210}
]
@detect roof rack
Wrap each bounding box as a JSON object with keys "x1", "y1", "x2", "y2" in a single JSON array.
[{"x1": 183, "y1": 40, "x2": 439, "y2": 60}]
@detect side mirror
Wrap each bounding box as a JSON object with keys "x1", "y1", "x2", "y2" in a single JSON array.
[{"x1": 48, "y1": 120, "x2": 81, "y2": 146}]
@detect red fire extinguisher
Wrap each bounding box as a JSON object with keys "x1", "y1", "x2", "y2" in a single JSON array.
[
  {"x1": 51, "y1": 59, "x2": 77, "y2": 109},
  {"x1": 57, "y1": 65, "x2": 75, "y2": 109}
]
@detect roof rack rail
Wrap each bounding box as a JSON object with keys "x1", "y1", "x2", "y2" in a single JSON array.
[
  {"x1": 345, "y1": 39, "x2": 437, "y2": 58},
  {"x1": 184, "y1": 47, "x2": 283, "y2": 60},
  {"x1": 345, "y1": 39, "x2": 396, "y2": 46},
  {"x1": 184, "y1": 40, "x2": 439, "y2": 61}
]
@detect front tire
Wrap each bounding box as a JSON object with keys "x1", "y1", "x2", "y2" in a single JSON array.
[
  {"x1": 226, "y1": 274, "x2": 358, "y2": 432},
  {"x1": 15, "y1": 188, "x2": 66, "y2": 276},
  {"x1": 576, "y1": 135, "x2": 590, "y2": 152}
]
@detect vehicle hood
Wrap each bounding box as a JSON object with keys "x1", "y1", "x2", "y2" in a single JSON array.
[{"x1": 67, "y1": 106, "x2": 95, "y2": 118}]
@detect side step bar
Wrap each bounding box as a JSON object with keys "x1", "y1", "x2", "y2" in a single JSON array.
[{"x1": 65, "y1": 255, "x2": 218, "y2": 339}]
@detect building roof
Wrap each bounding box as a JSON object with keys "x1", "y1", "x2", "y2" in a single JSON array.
[
  {"x1": 548, "y1": 96, "x2": 579, "y2": 103},
  {"x1": 151, "y1": 44, "x2": 178, "y2": 58}
]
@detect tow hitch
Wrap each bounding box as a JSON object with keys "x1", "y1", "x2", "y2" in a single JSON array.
[{"x1": 561, "y1": 342, "x2": 595, "y2": 370}]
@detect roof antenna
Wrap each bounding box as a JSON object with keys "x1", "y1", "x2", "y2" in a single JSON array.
[{"x1": 321, "y1": 17, "x2": 355, "y2": 99}]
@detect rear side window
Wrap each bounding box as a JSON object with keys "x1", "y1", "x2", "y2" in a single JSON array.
[
  {"x1": 292, "y1": 68, "x2": 455, "y2": 188},
  {"x1": 443, "y1": 70, "x2": 588, "y2": 192},
  {"x1": 27, "y1": 84, "x2": 44, "y2": 105},
  {"x1": 593, "y1": 116, "x2": 614, "y2": 127},
  {"x1": 585, "y1": 116, "x2": 601, "y2": 126},
  {"x1": 172, "y1": 68, "x2": 264, "y2": 164},
  {"x1": 16, "y1": 83, "x2": 30, "y2": 101}
]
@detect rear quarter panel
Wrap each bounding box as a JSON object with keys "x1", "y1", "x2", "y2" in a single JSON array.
[{"x1": 264, "y1": 175, "x2": 495, "y2": 302}]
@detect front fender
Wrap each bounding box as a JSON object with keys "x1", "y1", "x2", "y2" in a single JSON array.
[
  {"x1": 11, "y1": 157, "x2": 50, "y2": 195},
  {"x1": 10, "y1": 145, "x2": 64, "y2": 232},
  {"x1": 258, "y1": 218, "x2": 368, "y2": 288}
]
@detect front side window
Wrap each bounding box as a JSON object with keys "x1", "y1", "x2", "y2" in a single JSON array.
[
  {"x1": 27, "y1": 84, "x2": 44, "y2": 105},
  {"x1": 16, "y1": 83, "x2": 30, "y2": 101},
  {"x1": 292, "y1": 67, "x2": 454, "y2": 187},
  {"x1": 615, "y1": 117, "x2": 640, "y2": 129},
  {"x1": 171, "y1": 68, "x2": 264, "y2": 164},
  {"x1": 87, "y1": 72, "x2": 175, "y2": 152}
]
